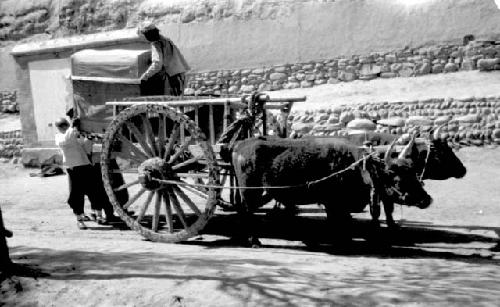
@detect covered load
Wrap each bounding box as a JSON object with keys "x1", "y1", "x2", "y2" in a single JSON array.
[
  {"x1": 71, "y1": 48, "x2": 151, "y2": 81},
  {"x1": 70, "y1": 48, "x2": 151, "y2": 134}
]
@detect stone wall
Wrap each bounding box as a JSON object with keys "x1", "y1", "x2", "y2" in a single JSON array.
[
  {"x1": 0, "y1": 129, "x2": 22, "y2": 163},
  {"x1": 185, "y1": 41, "x2": 500, "y2": 96},
  {"x1": 0, "y1": 90, "x2": 18, "y2": 113},
  {"x1": 288, "y1": 96, "x2": 500, "y2": 147}
]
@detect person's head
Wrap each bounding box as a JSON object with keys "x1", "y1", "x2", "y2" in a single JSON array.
[
  {"x1": 463, "y1": 34, "x2": 475, "y2": 46},
  {"x1": 55, "y1": 117, "x2": 70, "y2": 133},
  {"x1": 138, "y1": 21, "x2": 160, "y2": 42}
]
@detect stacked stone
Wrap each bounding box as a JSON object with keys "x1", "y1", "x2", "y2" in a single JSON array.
[
  {"x1": 0, "y1": 130, "x2": 23, "y2": 163},
  {"x1": 288, "y1": 96, "x2": 500, "y2": 147},
  {"x1": 185, "y1": 42, "x2": 500, "y2": 96},
  {"x1": 0, "y1": 5, "x2": 49, "y2": 40},
  {"x1": 0, "y1": 91, "x2": 17, "y2": 113},
  {"x1": 57, "y1": 1, "x2": 130, "y2": 34}
]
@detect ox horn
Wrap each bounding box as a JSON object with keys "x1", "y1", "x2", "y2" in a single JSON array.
[
  {"x1": 398, "y1": 132, "x2": 417, "y2": 159},
  {"x1": 433, "y1": 123, "x2": 446, "y2": 140},
  {"x1": 384, "y1": 139, "x2": 398, "y2": 164}
]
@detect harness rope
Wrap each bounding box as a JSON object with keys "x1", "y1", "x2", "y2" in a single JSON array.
[
  {"x1": 419, "y1": 142, "x2": 432, "y2": 182},
  {"x1": 151, "y1": 151, "x2": 379, "y2": 191}
]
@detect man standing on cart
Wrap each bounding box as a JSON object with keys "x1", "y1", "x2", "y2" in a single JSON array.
[{"x1": 138, "y1": 21, "x2": 191, "y2": 96}]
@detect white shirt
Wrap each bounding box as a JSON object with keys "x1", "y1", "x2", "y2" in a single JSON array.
[{"x1": 55, "y1": 127, "x2": 91, "y2": 168}]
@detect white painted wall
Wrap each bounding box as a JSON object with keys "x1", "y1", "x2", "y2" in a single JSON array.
[
  {"x1": 29, "y1": 58, "x2": 72, "y2": 146},
  {"x1": 158, "y1": 0, "x2": 500, "y2": 72}
]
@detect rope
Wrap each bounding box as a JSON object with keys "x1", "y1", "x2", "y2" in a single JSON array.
[
  {"x1": 151, "y1": 152, "x2": 378, "y2": 191},
  {"x1": 419, "y1": 142, "x2": 432, "y2": 182}
]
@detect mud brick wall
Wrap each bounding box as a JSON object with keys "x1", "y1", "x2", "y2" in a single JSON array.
[
  {"x1": 0, "y1": 130, "x2": 23, "y2": 163},
  {"x1": 185, "y1": 42, "x2": 500, "y2": 96},
  {"x1": 288, "y1": 96, "x2": 500, "y2": 147},
  {"x1": 0, "y1": 91, "x2": 18, "y2": 113}
]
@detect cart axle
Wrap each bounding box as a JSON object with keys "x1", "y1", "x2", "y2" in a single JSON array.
[{"x1": 138, "y1": 157, "x2": 175, "y2": 190}]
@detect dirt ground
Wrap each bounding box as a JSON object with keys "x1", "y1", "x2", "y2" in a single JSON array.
[
  {"x1": 1, "y1": 145, "x2": 499, "y2": 307},
  {"x1": 1, "y1": 71, "x2": 500, "y2": 306}
]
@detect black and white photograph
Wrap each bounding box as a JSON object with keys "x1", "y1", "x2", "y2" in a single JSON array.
[{"x1": 1, "y1": 0, "x2": 500, "y2": 306}]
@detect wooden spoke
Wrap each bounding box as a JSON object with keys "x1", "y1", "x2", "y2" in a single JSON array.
[
  {"x1": 152, "y1": 191, "x2": 162, "y2": 232},
  {"x1": 137, "y1": 191, "x2": 154, "y2": 223},
  {"x1": 157, "y1": 114, "x2": 167, "y2": 158},
  {"x1": 101, "y1": 104, "x2": 219, "y2": 243},
  {"x1": 116, "y1": 133, "x2": 149, "y2": 160},
  {"x1": 172, "y1": 185, "x2": 202, "y2": 216},
  {"x1": 168, "y1": 189, "x2": 188, "y2": 229},
  {"x1": 162, "y1": 191, "x2": 174, "y2": 233},
  {"x1": 172, "y1": 156, "x2": 201, "y2": 171},
  {"x1": 164, "y1": 124, "x2": 180, "y2": 160},
  {"x1": 168, "y1": 137, "x2": 192, "y2": 164},
  {"x1": 114, "y1": 179, "x2": 140, "y2": 192},
  {"x1": 141, "y1": 114, "x2": 158, "y2": 156},
  {"x1": 179, "y1": 183, "x2": 209, "y2": 199},
  {"x1": 123, "y1": 187, "x2": 147, "y2": 210},
  {"x1": 109, "y1": 168, "x2": 138, "y2": 174},
  {"x1": 176, "y1": 173, "x2": 210, "y2": 179},
  {"x1": 125, "y1": 121, "x2": 155, "y2": 157}
]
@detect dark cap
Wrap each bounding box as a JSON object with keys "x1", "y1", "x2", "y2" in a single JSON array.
[
  {"x1": 55, "y1": 117, "x2": 69, "y2": 128},
  {"x1": 138, "y1": 21, "x2": 157, "y2": 35}
]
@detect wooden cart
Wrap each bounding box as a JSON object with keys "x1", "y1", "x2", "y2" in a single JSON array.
[
  {"x1": 70, "y1": 48, "x2": 306, "y2": 242},
  {"x1": 99, "y1": 94, "x2": 306, "y2": 242}
]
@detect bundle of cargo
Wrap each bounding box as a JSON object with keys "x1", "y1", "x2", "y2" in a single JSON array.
[{"x1": 70, "y1": 48, "x2": 151, "y2": 134}]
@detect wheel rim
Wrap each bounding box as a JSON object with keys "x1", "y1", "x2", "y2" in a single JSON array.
[{"x1": 101, "y1": 104, "x2": 219, "y2": 242}]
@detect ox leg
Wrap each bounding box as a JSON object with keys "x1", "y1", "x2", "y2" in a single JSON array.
[
  {"x1": 382, "y1": 200, "x2": 399, "y2": 229},
  {"x1": 324, "y1": 203, "x2": 353, "y2": 246},
  {"x1": 236, "y1": 187, "x2": 264, "y2": 248},
  {"x1": 369, "y1": 191, "x2": 381, "y2": 228}
]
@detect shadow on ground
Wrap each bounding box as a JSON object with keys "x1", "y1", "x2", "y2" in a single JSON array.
[
  {"x1": 100, "y1": 211, "x2": 500, "y2": 262},
  {"x1": 7, "y1": 235, "x2": 500, "y2": 306}
]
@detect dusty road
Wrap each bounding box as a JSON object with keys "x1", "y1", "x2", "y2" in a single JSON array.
[{"x1": 1, "y1": 146, "x2": 500, "y2": 306}]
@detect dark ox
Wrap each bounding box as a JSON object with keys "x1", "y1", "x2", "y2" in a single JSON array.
[
  {"x1": 328, "y1": 126, "x2": 466, "y2": 227},
  {"x1": 231, "y1": 137, "x2": 432, "y2": 246},
  {"x1": 339, "y1": 127, "x2": 466, "y2": 180}
]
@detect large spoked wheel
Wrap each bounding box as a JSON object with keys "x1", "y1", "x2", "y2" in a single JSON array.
[{"x1": 101, "y1": 104, "x2": 219, "y2": 242}]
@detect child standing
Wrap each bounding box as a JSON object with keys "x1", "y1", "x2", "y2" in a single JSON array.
[{"x1": 55, "y1": 117, "x2": 101, "y2": 229}]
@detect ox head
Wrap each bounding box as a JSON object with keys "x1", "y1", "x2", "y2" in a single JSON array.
[
  {"x1": 419, "y1": 125, "x2": 466, "y2": 180},
  {"x1": 374, "y1": 134, "x2": 433, "y2": 209}
]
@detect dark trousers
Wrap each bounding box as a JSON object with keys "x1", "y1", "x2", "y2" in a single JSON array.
[
  {"x1": 167, "y1": 73, "x2": 186, "y2": 96},
  {"x1": 92, "y1": 159, "x2": 129, "y2": 214},
  {"x1": 66, "y1": 164, "x2": 101, "y2": 216},
  {"x1": 90, "y1": 164, "x2": 116, "y2": 217},
  {"x1": 0, "y1": 207, "x2": 12, "y2": 270}
]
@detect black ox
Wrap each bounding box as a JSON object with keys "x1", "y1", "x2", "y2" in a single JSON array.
[
  {"x1": 326, "y1": 126, "x2": 466, "y2": 227},
  {"x1": 231, "y1": 136, "x2": 432, "y2": 246},
  {"x1": 339, "y1": 126, "x2": 466, "y2": 181}
]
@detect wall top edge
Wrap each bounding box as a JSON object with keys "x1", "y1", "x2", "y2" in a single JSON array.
[{"x1": 10, "y1": 29, "x2": 143, "y2": 57}]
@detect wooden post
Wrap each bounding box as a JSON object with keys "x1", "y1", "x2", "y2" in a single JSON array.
[
  {"x1": 209, "y1": 104, "x2": 215, "y2": 145},
  {"x1": 223, "y1": 100, "x2": 229, "y2": 133},
  {"x1": 194, "y1": 106, "x2": 199, "y2": 127},
  {"x1": 279, "y1": 101, "x2": 293, "y2": 138},
  {"x1": 262, "y1": 107, "x2": 267, "y2": 136},
  {"x1": 179, "y1": 106, "x2": 185, "y2": 143},
  {"x1": 229, "y1": 171, "x2": 235, "y2": 206}
]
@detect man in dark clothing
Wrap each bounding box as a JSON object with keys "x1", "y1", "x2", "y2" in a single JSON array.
[{"x1": 138, "y1": 21, "x2": 191, "y2": 96}]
